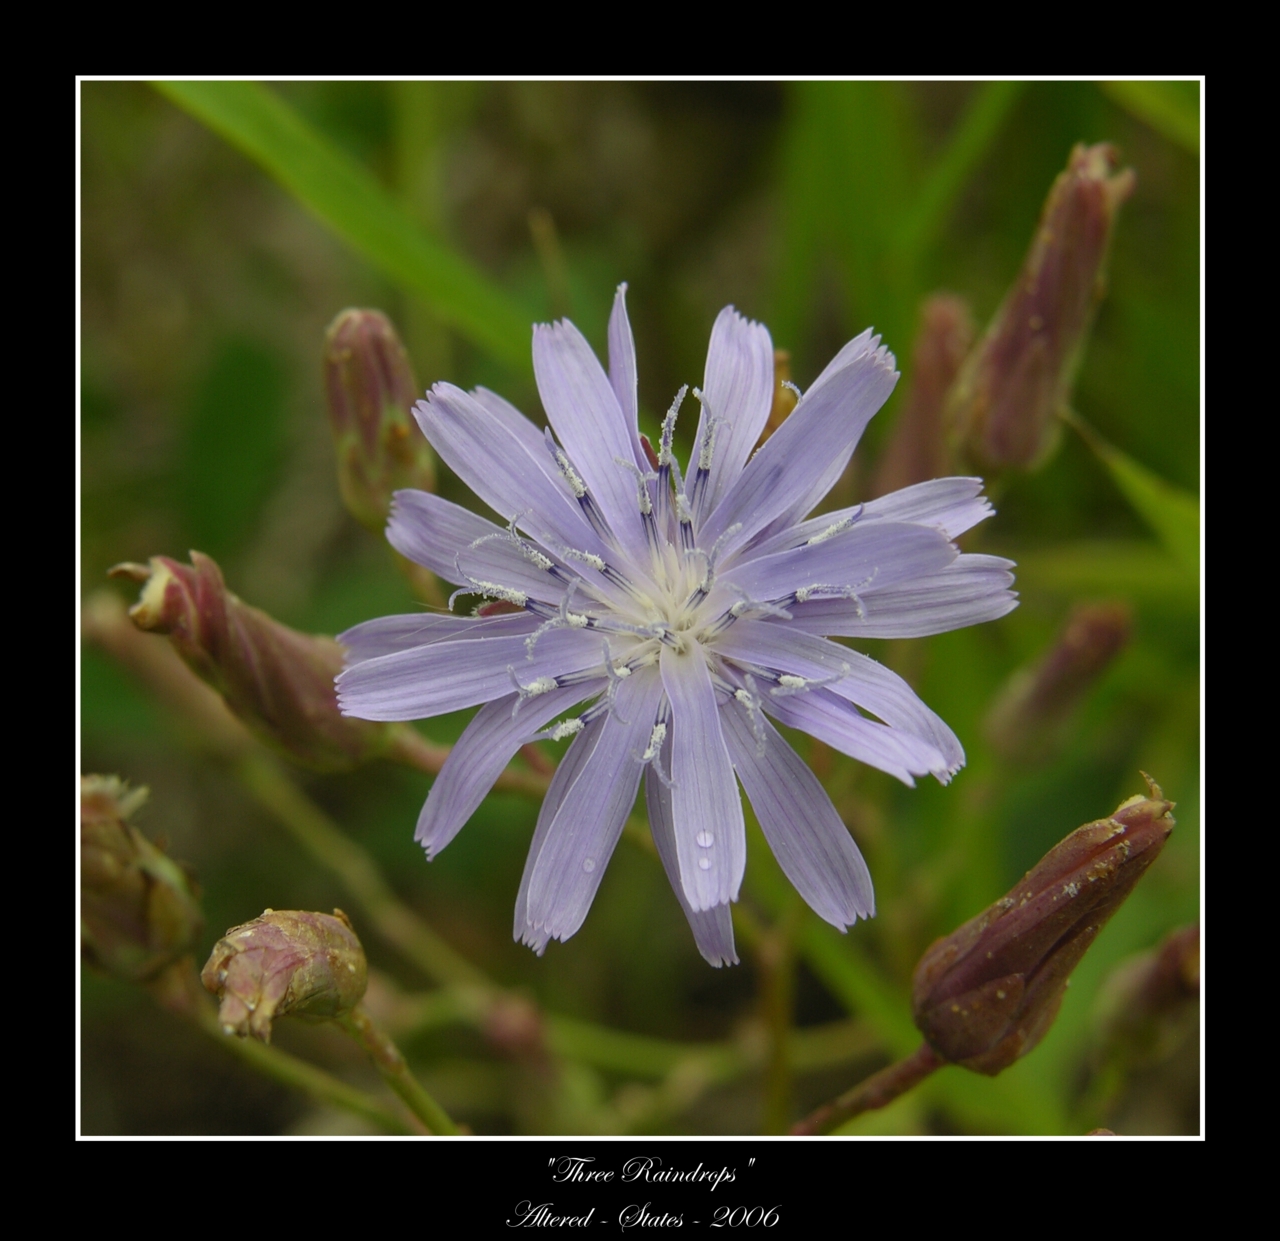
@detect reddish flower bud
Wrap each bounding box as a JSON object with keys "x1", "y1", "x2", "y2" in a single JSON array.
[
  {"x1": 912, "y1": 779, "x2": 1174, "y2": 1075},
  {"x1": 948, "y1": 144, "x2": 1135, "y2": 470},
  {"x1": 81, "y1": 775, "x2": 203, "y2": 983},
  {"x1": 115, "y1": 552, "x2": 399, "y2": 772},
  {"x1": 201, "y1": 909, "x2": 368, "y2": 1042},
  {"x1": 986, "y1": 601, "x2": 1132, "y2": 764},
  {"x1": 872, "y1": 295, "x2": 974, "y2": 497},
  {"x1": 1096, "y1": 923, "x2": 1199, "y2": 1066},
  {"x1": 325, "y1": 309, "x2": 435, "y2": 532}
]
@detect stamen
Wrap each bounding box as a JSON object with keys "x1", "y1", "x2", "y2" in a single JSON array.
[
  {"x1": 733, "y1": 679, "x2": 767, "y2": 757},
  {"x1": 544, "y1": 428, "x2": 586, "y2": 498},
  {"x1": 640, "y1": 721, "x2": 667, "y2": 763},
  {"x1": 507, "y1": 667, "x2": 558, "y2": 717},
  {"x1": 614, "y1": 456, "x2": 656, "y2": 516},
  {"x1": 659, "y1": 386, "x2": 687, "y2": 467},
  {"x1": 782, "y1": 380, "x2": 803, "y2": 400},
  {"x1": 539, "y1": 718, "x2": 583, "y2": 742},
  {"x1": 448, "y1": 581, "x2": 528, "y2": 610},
  {"x1": 767, "y1": 665, "x2": 849, "y2": 698},
  {"x1": 805, "y1": 505, "x2": 864, "y2": 546}
]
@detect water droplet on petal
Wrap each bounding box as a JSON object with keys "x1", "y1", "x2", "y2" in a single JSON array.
[
  {"x1": 696, "y1": 830, "x2": 714, "y2": 848},
  {"x1": 698, "y1": 857, "x2": 712, "y2": 870},
  {"x1": 582, "y1": 857, "x2": 596, "y2": 872}
]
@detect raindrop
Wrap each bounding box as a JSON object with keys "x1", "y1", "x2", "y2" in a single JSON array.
[
  {"x1": 582, "y1": 857, "x2": 596, "y2": 872},
  {"x1": 698, "y1": 857, "x2": 712, "y2": 871},
  {"x1": 695, "y1": 830, "x2": 714, "y2": 848}
]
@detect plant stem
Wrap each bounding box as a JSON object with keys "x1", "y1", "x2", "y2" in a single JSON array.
[
  {"x1": 338, "y1": 1006, "x2": 461, "y2": 1135},
  {"x1": 790, "y1": 1041, "x2": 944, "y2": 1135},
  {"x1": 758, "y1": 895, "x2": 801, "y2": 1134},
  {"x1": 145, "y1": 960, "x2": 415, "y2": 1134},
  {"x1": 235, "y1": 752, "x2": 486, "y2": 988}
]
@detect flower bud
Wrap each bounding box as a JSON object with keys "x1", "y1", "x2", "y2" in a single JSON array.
[
  {"x1": 325, "y1": 309, "x2": 435, "y2": 532},
  {"x1": 912, "y1": 778, "x2": 1174, "y2": 1075},
  {"x1": 201, "y1": 909, "x2": 368, "y2": 1042},
  {"x1": 1095, "y1": 923, "x2": 1199, "y2": 1067},
  {"x1": 947, "y1": 144, "x2": 1135, "y2": 470},
  {"x1": 872, "y1": 295, "x2": 974, "y2": 497},
  {"x1": 114, "y1": 552, "x2": 397, "y2": 772},
  {"x1": 81, "y1": 775, "x2": 203, "y2": 983},
  {"x1": 985, "y1": 601, "x2": 1132, "y2": 764}
]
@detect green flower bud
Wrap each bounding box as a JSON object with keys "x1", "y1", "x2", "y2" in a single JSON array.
[
  {"x1": 81, "y1": 775, "x2": 203, "y2": 983},
  {"x1": 201, "y1": 909, "x2": 368, "y2": 1042},
  {"x1": 912, "y1": 779, "x2": 1174, "y2": 1075},
  {"x1": 948, "y1": 144, "x2": 1135, "y2": 470},
  {"x1": 325, "y1": 309, "x2": 435, "y2": 532}
]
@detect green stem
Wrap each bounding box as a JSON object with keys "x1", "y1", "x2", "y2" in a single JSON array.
[
  {"x1": 791, "y1": 1041, "x2": 944, "y2": 1135},
  {"x1": 235, "y1": 752, "x2": 486, "y2": 988},
  {"x1": 146, "y1": 961, "x2": 414, "y2": 1135},
  {"x1": 338, "y1": 1006, "x2": 461, "y2": 1135},
  {"x1": 758, "y1": 896, "x2": 801, "y2": 1134}
]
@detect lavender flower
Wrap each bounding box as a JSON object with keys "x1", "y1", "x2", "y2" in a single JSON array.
[{"x1": 337, "y1": 287, "x2": 1017, "y2": 966}]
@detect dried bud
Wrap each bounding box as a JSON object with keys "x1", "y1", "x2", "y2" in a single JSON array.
[
  {"x1": 912, "y1": 778, "x2": 1174, "y2": 1075},
  {"x1": 986, "y1": 601, "x2": 1132, "y2": 764},
  {"x1": 872, "y1": 295, "x2": 974, "y2": 497},
  {"x1": 114, "y1": 552, "x2": 397, "y2": 772},
  {"x1": 201, "y1": 909, "x2": 367, "y2": 1042},
  {"x1": 947, "y1": 144, "x2": 1135, "y2": 470},
  {"x1": 81, "y1": 775, "x2": 203, "y2": 982},
  {"x1": 325, "y1": 309, "x2": 435, "y2": 532}
]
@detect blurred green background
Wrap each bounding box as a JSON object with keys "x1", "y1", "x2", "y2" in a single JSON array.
[{"x1": 80, "y1": 80, "x2": 1200, "y2": 1135}]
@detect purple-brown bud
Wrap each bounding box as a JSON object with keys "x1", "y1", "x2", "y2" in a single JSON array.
[
  {"x1": 947, "y1": 144, "x2": 1135, "y2": 470},
  {"x1": 81, "y1": 775, "x2": 203, "y2": 983},
  {"x1": 985, "y1": 601, "x2": 1132, "y2": 764},
  {"x1": 872, "y1": 295, "x2": 974, "y2": 497},
  {"x1": 1095, "y1": 923, "x2": 1199, "y2": 1066},
  {"x1": 201, "y1": 909, "x2": 368, "y2": 1042},
  {"x1": 912, "y1": 779, "x2": 1174, "y2": 1075},
  {"x1": 114, "y1": 552, "x2": 396, "y2": 772},
  {"x1": 325, "y1": 309, "x2": 435, "y2": 532}
]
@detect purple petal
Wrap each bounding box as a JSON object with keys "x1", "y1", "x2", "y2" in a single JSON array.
[
  {"x1": 717, "y1": 521, "x2": 957, "y2": 607},
  {"x1": 659, "y1": 644, "x2": 745, "y2": 911},
  {"x1": 645, "y1": 757, "x2": 738, "y2": 967},
  {"x1": 338, "y1": 610, "x2": 539, "y2": 665},
  {"x1": 414, "y1": 383, "x2": 607, "y2": 559},
  {"x1": 861, "y1": 478, "x2": 994, "y2": 538},
  {"x1": 687, "y1": 307, "x2": 774, "y2": 523},
  {"x1": 416, "y1": 684, "x2": 593, "y2": 859},
  {"x1": 699, "y1": 344, "x2": 898, "y2": 556},
  {"x1": 720, "y1": 701, "x2": 873, "y2": 926},
  {"x1": 519, "y1": 670, "x2": 665, "y2": 946},
  {"x1": 786, "y1": 554, "x2": 1018, "y2": 639},
  {"x1": 533, "y1": 320, "x2": 648, "y2": 556},
  {"x1": 336, "y1": 625, "x2": 602, "y2": 722},
  {"x1": 759, "y1": 685, "x2": 945, "y2": 787},
  {"x1": 386, "y1": 489, "x2": 503, "y2": 583},
  {"x1": 711, "y1": 619, "x2": 964, "y2": 778},
  {"x1": 749, "y1": 478, "x2": 995, "y2": 562},
  {"x1": 514, "y1": 713, "x2": 602, "y2": 955},
  {"x1": 607, "y1": 283, "x2": 642, "y2": 451}
]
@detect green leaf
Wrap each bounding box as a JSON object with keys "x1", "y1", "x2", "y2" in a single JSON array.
[
  {"x1": 1011, "y1": 541, "x2": 1197, "y2": 607},
  {"x1": 1064, "y1": 412, "x2": 1200, "y2": 574},
  {"x1": 895, "y1": 81, "x2": 1025, "y2": 264},
  {"x1": 1100, "y1": 81, "x2": 1200, "y2": 156},
  {"x1": 154, "y1": 81, "x2": 533, "y2": 372}
]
